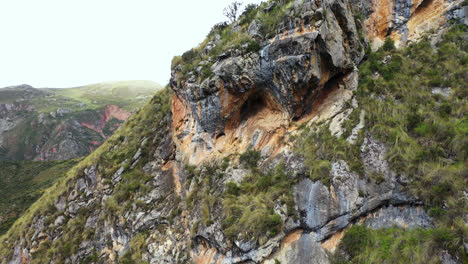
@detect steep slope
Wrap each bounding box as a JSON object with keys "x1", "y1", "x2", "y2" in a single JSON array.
[
  {"x1": 0, "y1": 81, "x2": 161, "y2": 161},
  {"x1": 0, "y1": 82, "x2": 160, "y2": 240},
  {"x1": 0, "y1": 160, "x2": 79, "y2": 235},
  {"x1": 0, "y1": 0, "x2": 467, "y2": 264}
]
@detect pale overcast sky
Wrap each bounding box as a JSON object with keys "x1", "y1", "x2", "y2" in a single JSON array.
[{"x1": 0, "y1": 0, "x2": 263, "y2": 88}]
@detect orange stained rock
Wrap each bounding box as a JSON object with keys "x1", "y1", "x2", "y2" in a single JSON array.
[
  {"x1": 321, "y1": 229, "x2": 346, "y2": 252},
  {"x1": 405, "y1": 0, "x2": 450, "y2": 41},
  {"x1": 365, "y1": 0, "x2": 455, "y2": 48},
  {"x1": 364, "y1": 0, "x2": 395, "y2": 41},
  {"x1": 80, "y1": 104, "x2": 130, "y2": 134},
  {"x1": 172, "y1": 81, "x2": 290, "y2": 165},
  {"x1": 270, "y1": 23, "x2": 316, "y2": 44},
  {"x1": 171, "y1": 43, "x2": 355, "y2": 165},
  {"x1": 170, "y1": 161, "x2": 182, "y2": 195},
  {"x1": 191, "y1": 241, "x2": 224, "y2": 264},
  {"x1": 21, "y1": 250, "x2": 28, "y2": 264},
  {"x1": 280, "y1": 229, "x2": 303, "y2": 249}
]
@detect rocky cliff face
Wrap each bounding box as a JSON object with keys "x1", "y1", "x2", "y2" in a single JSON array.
[
  {"x1": 1, "y1": 0, "x2": 467, "y2": 264},
  {"x1": 171, "y1": 0, "x2": 364, "y2": 164},
  {"x1": 352, "y1": 0, "x2": 468, "y2": 49},
  {"x1": 171, "y1": 0, "x2": 467, "y2": 164}
]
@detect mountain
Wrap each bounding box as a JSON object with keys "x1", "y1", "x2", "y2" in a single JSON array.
[
  {"x1": 1, "y1": 0, "x2": 467, "y2": 263},
  {"x1": 0, "y1": 81, "x2": 162, "y2": 161},
  {"x1": 0, "y1": 81, "x2": 161, "y2": 238}
]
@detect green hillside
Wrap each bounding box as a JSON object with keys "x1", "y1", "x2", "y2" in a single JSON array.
[
  {"x1": 0, "y1": 81, "x2": 162, "y2": 161},
  {"x1": 0, "y1": 81, "x2": 162, "y2": 233},
  {"x1": 41, "y1": 80, "x2": 163, "y2": 112},
  {"x1": 0, "y1": 159, "x2": 79, "y2": 235}
]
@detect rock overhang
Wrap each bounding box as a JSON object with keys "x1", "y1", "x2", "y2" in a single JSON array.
[{"x1": 170, "y1": 0, "x2": 364, "y2": 164}]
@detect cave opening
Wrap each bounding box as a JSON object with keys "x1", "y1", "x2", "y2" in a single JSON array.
[
  {"x1": 240, "y1": 92, "x2": 267, "y2": 123},
  {"x1": 414, "y1": 0, "x2": 433, "y2": 15},
  {"x1": 295, "y1": 71, "x2": 349, "y2": 121}
]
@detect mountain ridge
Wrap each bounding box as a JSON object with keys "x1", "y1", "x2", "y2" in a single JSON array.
[
  {"x1": 0, "y1": 0, "x2": 467, "y2": 263},
  {"x1": 0, "y1": 81, "x2": 162, "y2": 161}
]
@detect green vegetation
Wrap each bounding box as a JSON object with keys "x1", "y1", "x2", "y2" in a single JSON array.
[
  {"x1": 0, "y1": 159, "x2": 79, "y2": 235},
  {"x1": 0, "y1": 81, "x2": 161, "y2": 113},
  {"x1": 39, "y1": 80, "x2": 162, "y2": 112},
  {"x1": 239, "y1": 149, "x2": 262, "y2": 168},
  {"x1": 222, "y1": 161, "x2": 296, "y2": 241},
  {"x1": 294, "y1": 123, "x2": 363, "y2": 187},
  {"x1": 291, "y1": 24, "x2": 467, "y2": 262},
  {"x1": 332, "y1": 225, "x2": 467, "y2": 264},
  {"x1": 0, "y1": 88, "x2": 173, "y2": 263},
  {"x1": 0, "y1": 80, "x2": 161, "y2": 161},
  {"x1": 328, "y1": 25, "x2": 468, "y2": 262},
  {"x1": 187, "y1": 150, "x2": 297, "y2": 243},
  {"x1": 171, "y1": 0, "x2": 295, "y2": 84},
  {"x1": 382, "y1": 37, "x2": 395, "y2": 52},
  {"x1": 360, "y1": 24, "x2": 467, "y2": 229},
  {"x1": 119, "y1": 232, "x2": 150, "y2": 264}
]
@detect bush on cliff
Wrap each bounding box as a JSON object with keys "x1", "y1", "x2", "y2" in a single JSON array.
[{"x1": 331, "y1": 25, "x2": 468, "y2": 263}]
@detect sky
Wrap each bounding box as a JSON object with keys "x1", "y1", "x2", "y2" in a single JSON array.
[{"x1": 0, "y1": 0, "x2": 263, "y2": 88}]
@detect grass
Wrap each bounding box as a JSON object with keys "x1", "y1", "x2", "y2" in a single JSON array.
[
  {"x1": 119, "y1": 232, "x2": 150, "y2": 264},
  {"x1": 239, "y1": 149, "x2": 262, "y2": 168},
  {"x1": 327, "y1": 24, "x2": 468, "y2": 262},
  {"x1": 294, "y1": 123, "x2": 364, "y2": 187},
  {"x1": 222, "y1": 162, "x2": 296, "y2": 241},
  {"x1": 0, "y1": 88, "x2": 173, "y2": 263},
  {"x1": 359, "y1": 26, "x2": 467, "y2": 226},
  {"x1": 332, "y1": 225, "x2": 468, "y2": 264},
  {"x1": 187, "y1": 152, "x2": 297, "y2": 244},
  {"x1": 39, "y1": 80, "x2": 162, "y2": 112},
  {"x1": 0, "y1": 80, "x2": 161, "y2": 161},
  {"x1": 0, "y1": 159, "x2": 79, "y2": 235},
  {"x1": 171, "y1": 0, "x2": 295, "y2": 84}
]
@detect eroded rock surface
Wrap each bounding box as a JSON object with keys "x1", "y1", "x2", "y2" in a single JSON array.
[
  {"x1": 1, "y1": 0, "x2": 465, "y2": 263},
  {"x1": 171, "y1": 0, "x2": 364, "y2": 164},
  {"x1": 353, "y1": 0, "x2": 466, "y2": 48}
]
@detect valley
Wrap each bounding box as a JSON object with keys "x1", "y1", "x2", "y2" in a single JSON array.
[{"x1": 0, "y1": 0, "x2": 467, "y2": 263}]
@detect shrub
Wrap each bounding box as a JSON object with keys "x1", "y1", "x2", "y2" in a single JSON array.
[
  {"x1": 246, "y1": 39, "x2": 261, "y2": 53},
  {"x1": 341, "y1": 225, "x2": 372, "y2": 258},
  {"x1": 225, "y1": 182, "x2": 240, "y2": 196},
  {"x1": 239, "y1": 149, "x2": 261, "y2": 168},
  {"x1": 222, "y1": 163, "x2": 295, "y2": 241},
  {"x1": 239, "y1": 4, "x2": 259, "y2": 25},
  {"x1": 382, "y1": 38, "x2": 395, "y2": 51},
  {"x1": 181, "y1": 49, "x2": 198, "y2": 63},
  {"x1": 353, "y1": 25, "x2": 468, "y2": 260}
]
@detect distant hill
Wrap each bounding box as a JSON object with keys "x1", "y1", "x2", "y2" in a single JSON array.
[
  {"x1": 0, "y1": 81, "x2": 161, "y2": 234},
  {"x1": 0, "y1": 81, "x2": 161, "y2": 161}
]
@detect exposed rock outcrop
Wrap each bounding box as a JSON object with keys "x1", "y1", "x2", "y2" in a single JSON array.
[
  {"x1": 1, "y1": 0, "x2": 466, "y2": 264},
  {"x1": 171, "y1": 0, "x2": 364, "y2": 164},
  {"x1": 353, "y1": 0, "x2": 468, "y2": 49}
]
